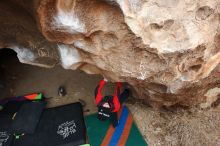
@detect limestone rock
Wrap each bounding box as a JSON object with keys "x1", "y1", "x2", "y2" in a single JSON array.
[{"x1": 0, "y1": 0, "x2": 220, "y2": 107}]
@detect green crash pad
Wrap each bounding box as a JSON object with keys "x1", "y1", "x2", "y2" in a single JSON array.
[{"x1": 85, "y1": 106, "x2": 147, "y2": 146}]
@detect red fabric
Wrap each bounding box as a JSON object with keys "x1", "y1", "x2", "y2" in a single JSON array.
[
  {"x1": 24, "y1": 93, "x2": 38, "y2": 100},
  {"x1": 112, "y1": 82, "x2": 122, "y2": 112},
  {"x1": 95, "y1": 80, "x2": 122, "y2": 112},
  {"x1": 95, "y1": 80, "x2": 106, "y2": 105}
]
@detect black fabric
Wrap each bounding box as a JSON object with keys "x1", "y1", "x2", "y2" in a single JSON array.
[
  {"x1": 0, "y1": 131, "x2": 13, "y2": 146},
  {"x1": 97, "y1": 96, "x2": 115, "y2": 111},
  {"x1": 14, "y1": 102, "x2": 86, "y2": 146},
  {"x1": 109, "y1": 112, "x2": 118, "y2": 127},
  {"x1": 0, "y1": 101, "x2": 28, "y2": 116},
  {"x1": 0, "y1": 100, "x2": 31, "y2": 146},
  {"x1": 10, "y1": 101, "x2": 46, "y2": 134},
  {"x1": 119, "y1": 89, "x2": 129, "y2": 104},
  {"x1": 97, "y1": 106, "x2": 111, "y2": 121},
  {"x1": 0, "y1": 116, "x2": 13, "y2": 146},
  {"x1": 95, "y1": 89, "x2": 130, "y2": 127},
  {"x1": 97, "y1": 106, "x2": 118, "y2": 127}
]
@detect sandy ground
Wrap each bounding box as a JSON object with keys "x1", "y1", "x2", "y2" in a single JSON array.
[
  {"x1": 1, "y1": 49, "x2": 220, "y2": 146},
  {"x1": 127, "y1": 102, "x2": 220, "y2": 146}
]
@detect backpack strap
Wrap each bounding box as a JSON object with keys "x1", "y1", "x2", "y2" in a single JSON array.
[
  {"x1": 95, "y1": 79, "x2": 106, "y2": 105},
  {"x1": 95, "y1": 79, "x2": 122, "y2": 112},
  {"x1": 112, "y1": 82, "x2": 122, "y2": 112}
]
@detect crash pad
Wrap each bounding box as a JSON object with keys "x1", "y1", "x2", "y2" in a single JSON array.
[
  {"x1": 13, "y1": 102, "x2": 87, "y2": 146},
  {"x1": 85, "y1": 106, "x2": 147, "y2": 146}
]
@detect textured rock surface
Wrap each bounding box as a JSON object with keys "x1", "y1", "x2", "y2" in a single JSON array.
[{"x1": 0, "y1": 0, "x2": 220, "y2": 107}]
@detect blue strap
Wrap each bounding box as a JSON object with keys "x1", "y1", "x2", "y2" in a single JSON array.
[{"x1": 109, "y1": 106, "x2": 129, "y2": 146}]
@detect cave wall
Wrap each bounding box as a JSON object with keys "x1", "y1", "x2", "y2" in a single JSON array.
[{"x1": 0, "y1": 0, "x2": 220, "y2": 108}]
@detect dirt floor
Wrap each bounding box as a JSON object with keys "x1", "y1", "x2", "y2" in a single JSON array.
[
  {"x1": 0, "y1": 49, "x2": 116, "y2": 114},
  {"x1": 128, "y1": 102, "x2": 220, "y2": 146},
  {"x1": 0, "y1": 49, "x2": 220, "y2": 146}
]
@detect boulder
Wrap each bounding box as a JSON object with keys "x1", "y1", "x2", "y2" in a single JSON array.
[{"x1": 0, "y1": 0, "x2": 219, "y2": 107}]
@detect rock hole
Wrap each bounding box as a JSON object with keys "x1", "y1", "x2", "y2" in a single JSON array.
[
  {"x1": 211, "y1": 95, "x2": 220, "y2": 108},
  {"x1": 150, "y1": 23, "x2": 163, "y2": 30},
  {"x1": 147, "y1": 82, "x2": 168, "y2": 93},
  {"x1": 189, "y1": 64, "x2": 202, "y2": 72},
  {"x1": 196, "y1": 6, "x2": 214, "y2": 20},
  {"x1": 214, "y1": 34, "x2": 220, "y2": 47},
  {"x1": 0, "y1": 48, "x2": 18, "y2": 97},
  {"x1": 163, "y1": 19, "x2": 174, "y2": 30}
]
